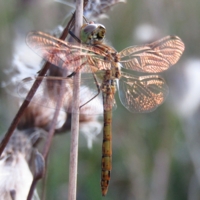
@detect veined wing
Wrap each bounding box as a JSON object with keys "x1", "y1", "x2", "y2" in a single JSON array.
[
  {"x1": 118, "y1": 71, "x2": 169, "y2": 113},
  {"x1": 17, "y1": 76, "x2": 104, "y2": 115},
  {"x1": 118, "y1": 35, "x2": 185, "y2": 73},
  {"x1": 26, "y1": 31, "x2": 113, "y2": 73}
]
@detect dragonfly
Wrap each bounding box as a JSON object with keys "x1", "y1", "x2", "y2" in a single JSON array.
[{"x1": 19, "y1": 21, "x2": 185, "y2": 196}]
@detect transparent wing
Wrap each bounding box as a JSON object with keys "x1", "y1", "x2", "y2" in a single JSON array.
[
  {"x1": 118, "y1": 71, "x2": 169, "y2": 113},
  {"x1": 119, "y1": 35, "x2": 185, "y2": 73},
  {"x1": 26, "y1": 31, "x2": 113, "y2": 73},
  {"x1": 17, "y1": 75, "x2": 104, "y2": 115}
]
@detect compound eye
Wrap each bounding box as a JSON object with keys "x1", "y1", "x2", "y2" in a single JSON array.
[{"x1": 97, "y1": 26, "x2": 106, "y2": 40}]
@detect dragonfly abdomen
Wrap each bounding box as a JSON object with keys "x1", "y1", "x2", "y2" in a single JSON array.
[{"x1": 101, "y1": 109, "x2": 112, "y2": 196}]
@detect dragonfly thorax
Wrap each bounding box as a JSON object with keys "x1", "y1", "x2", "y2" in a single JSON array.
[
  {"x1": 80, "y1": 22, "x2": 106, "y2": 45},
  {"x1": 102, "y1": 62, "x2": 122, "y2": 83}
]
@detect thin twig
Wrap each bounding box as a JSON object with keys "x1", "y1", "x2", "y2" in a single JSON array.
[
  {"x1": 68, "y1": 1, "x2": 83, "y2": 199},
  {"x1": 27, "y1": 150, "x2": 45, "y2": 200},
  {"x1": 40, "y1": 77, "x2": 67, "y2": 200},
  {"x1": 0, "y1": 63, "x2": 50, "y2": 156}
]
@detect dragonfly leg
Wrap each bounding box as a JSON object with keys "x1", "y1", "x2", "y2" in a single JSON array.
[
  {"x1": 83, "y1": 16, "x2": 88, "y2": 23},
  {"x1": 80, "y1": 72, "x2": 101, "y2": 109},
  {"x1": 69, "y1": 30, "x2": 81, "y2": 43},
  {"x1": 67, "y1": 61, "x2": 86, "y2": 77},
  {"x1": 67, "y1": 71, "x2": 76, "y2": 77}
]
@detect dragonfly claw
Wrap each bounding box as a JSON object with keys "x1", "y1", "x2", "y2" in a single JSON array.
[{"x1": 67, "y1": 72, "x2": 76, "y2": 77}]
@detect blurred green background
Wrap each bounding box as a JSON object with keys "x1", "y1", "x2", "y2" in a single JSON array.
[{"x1": 0, "y1": 0, "x2": 200, "y2": 200}]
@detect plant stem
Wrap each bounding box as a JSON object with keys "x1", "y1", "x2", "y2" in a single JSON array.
[{"x1": 68, "y1": 1, "x2": 83, "y2": 199}]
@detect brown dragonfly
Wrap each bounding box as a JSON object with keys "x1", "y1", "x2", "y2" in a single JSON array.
[{"x1": 19, "y1": 22, "x2": 185, "y2": 196}]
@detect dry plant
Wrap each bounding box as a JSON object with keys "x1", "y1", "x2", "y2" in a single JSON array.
[
  {"x1": 0, "y1": 0, "x2": 125, "y2": 199},
  {"x1": 0, "y1": 128, "x2": 45, "y2": 200}
]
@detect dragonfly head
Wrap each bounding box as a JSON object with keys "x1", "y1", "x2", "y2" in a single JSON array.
[{"x1": 80, "y1": 22, "x2": 106, "y2": 44}]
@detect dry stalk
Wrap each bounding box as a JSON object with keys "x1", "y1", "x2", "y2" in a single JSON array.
[{"x1": 67, "y1": 0, "x2": 83, "y2": 199}]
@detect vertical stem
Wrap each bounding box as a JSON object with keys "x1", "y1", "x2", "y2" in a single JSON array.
[{"x1": 68, "y1": 1, "x2": 83, "y2": 200}]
